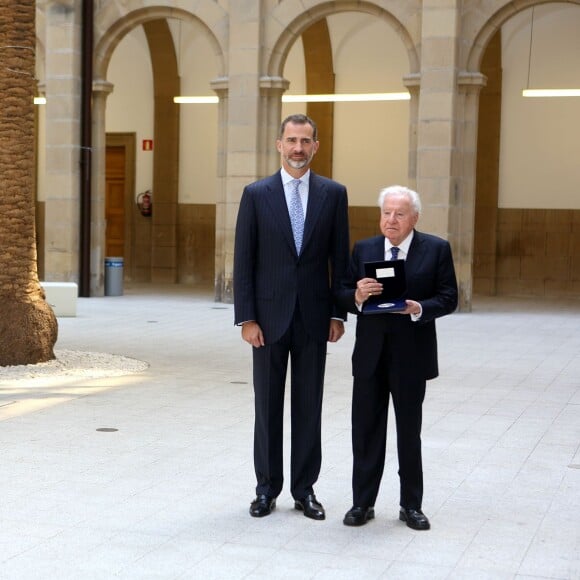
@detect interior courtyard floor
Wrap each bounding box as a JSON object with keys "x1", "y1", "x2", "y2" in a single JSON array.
[{"x1": 1, "y1": 284, "x2": 579, "y2": 579}]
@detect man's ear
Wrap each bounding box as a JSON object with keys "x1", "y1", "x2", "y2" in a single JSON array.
[{"x1": 276, "y1": 140, "x2": 282, "y2": 153}]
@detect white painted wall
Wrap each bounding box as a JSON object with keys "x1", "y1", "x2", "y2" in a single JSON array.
[
  {"x1": 282, "y1": 12, "x2": 410, "y2": 206},
  {"x1": 169, "y1": 19, "x2": 219, "y2": 205},
  {"x1": 100, "y1": 4, "x2": 580, "y2": 211},
  {"x1": 106, "y1": 20, "x2": 219, "y2": 205},
  {"x1": 499, "y1": 3, "x2": 580, "y2": 209},
  {"x1": 106, "y1": 25, "x2": 154, "y2": 200},
  {"x1": 329, "y1": 13, "x2": 409, "y2": 206}
]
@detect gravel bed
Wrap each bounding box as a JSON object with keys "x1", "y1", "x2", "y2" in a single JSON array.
[{"x1": 0, "y1": 350, "x2": 148, "y2": 385}]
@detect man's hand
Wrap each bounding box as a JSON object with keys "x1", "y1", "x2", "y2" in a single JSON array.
[
  {"x1": 355, "y1": 277, "x2": 383, "y2": 305},
  {"x1": 397, "y1": 299, "x2": 422, "y2": 317},
  {"x1": 241, "y1": 321, "x2": 265, "y2": 348},
  {"x1": 328, "y1": 319, "x2": 345, "y2": 343}
]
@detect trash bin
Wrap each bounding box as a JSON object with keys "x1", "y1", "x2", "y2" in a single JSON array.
[{"x1": 105, "y1": 257, "x2": 124, "y2": 296}]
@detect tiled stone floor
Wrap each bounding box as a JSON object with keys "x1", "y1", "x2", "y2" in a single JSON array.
[{"x1": 1, "y1": 285, "x2": 579, "y2": 579}]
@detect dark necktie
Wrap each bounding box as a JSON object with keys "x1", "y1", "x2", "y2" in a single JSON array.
[
  {"x1": 390, "y1": 246, "x2": 400, "y2": 260},
  {"x1": 289, "y1": 179, "x2": 304, "y2": 253}
]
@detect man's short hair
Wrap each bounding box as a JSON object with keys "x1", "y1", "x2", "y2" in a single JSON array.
[
  {"x1": 279, "y1": 114, "x2": 318, "y2": 141},
  {"x1": 378, "y1": 185, "x2": 422, "y2": 215}
]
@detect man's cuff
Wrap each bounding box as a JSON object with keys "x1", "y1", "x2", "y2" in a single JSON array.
[{"x1": 410, "y1": 303, "x2": 422, "y2": 322}]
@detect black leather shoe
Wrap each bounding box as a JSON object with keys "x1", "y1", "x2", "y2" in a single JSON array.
[
  {"x1": 294, "y1": 494, "x2": 325, "y2": 520},
  {"x1": 249, "y1": 495, "x2": 276, "y2": 517},
  {"x1": 399, "y1": 508, "x2": 430, "y2": 530},
  {"x1": 343, "y1": 506, "x2": 375, "y2": 526}
]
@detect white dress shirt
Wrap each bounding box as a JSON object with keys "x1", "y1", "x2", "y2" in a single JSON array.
[
  {"x1": 281, "y1": 167, "x2": 309, "y2": 218},
  {"x1": 384, "y1": 230, "x2": 414, "y2": 261}
]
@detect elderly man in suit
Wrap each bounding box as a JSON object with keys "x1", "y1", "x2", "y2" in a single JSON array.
[
  {"x1": 337, "y1": 185, "x2": 457, "y2": 530},
  {"x1": 234, "y1": 114, "x2": 350, "y2": 520}
]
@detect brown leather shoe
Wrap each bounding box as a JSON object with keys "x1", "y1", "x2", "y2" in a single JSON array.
[
  {"x1": 249, "y1": 495, "x2": 276, "y2": 517},
  {"x1": 399, "y1": 508, "x2": 430, "y2": 530},
  {"x1": 343, "y1": 506, "x2": 375, "y2": 526},
  {"x1": 294, "y1": 494, "x2": 325, "y2": 520}
]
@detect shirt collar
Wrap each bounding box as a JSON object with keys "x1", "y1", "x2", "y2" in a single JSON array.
[
  {"x1": 281, "y1": 168, "x2": 310, "y2": 186},
  {"x1": 385, "y1": 230, "x2": 414, "y2": 257}
]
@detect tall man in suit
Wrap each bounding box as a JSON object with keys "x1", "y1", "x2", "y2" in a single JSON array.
[
  {"x1": 234, "y1": 114, "x2": 350, "y2": 520},
  {"x1": 337, "y1": 185, "x2": 457, "y2": 530}
]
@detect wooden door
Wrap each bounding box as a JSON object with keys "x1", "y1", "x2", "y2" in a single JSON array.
[{"x1": 105, "y1": 145, "x2": 126, "y2": 258}]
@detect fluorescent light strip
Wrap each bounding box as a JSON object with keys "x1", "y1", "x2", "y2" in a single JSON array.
[
  {"x1": 173, "y1": 96, "x2": 219, "y2": 104},
  {"x1": 173, "y1": 92, "x2": 410, "y2": 104},
  {"x1": 283, "y1": 92, "x2": 410, "y2": 102},
  {"x1": 522, "y1": 89, "x2": 580, "y2": 97}
]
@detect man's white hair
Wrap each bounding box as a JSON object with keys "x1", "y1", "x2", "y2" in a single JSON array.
[{"x1": 377, "y1": 185, "x2": 421, "y2": 215}]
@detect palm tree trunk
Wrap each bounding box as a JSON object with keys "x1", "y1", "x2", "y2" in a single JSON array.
[{"x1": 0, "y1": 0, "x2": 58, "y2": 366}]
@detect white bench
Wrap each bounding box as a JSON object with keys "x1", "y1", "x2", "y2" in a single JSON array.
[{"x1": 41, "y1": 282, "x2": 78, "y2": 317}]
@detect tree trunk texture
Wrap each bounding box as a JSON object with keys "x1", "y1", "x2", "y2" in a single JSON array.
[{"x1": 0, "y1": 0, "x2": 58, "y2": 366}]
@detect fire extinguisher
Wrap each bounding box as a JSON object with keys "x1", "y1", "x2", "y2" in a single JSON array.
[{"x1": 137, "y1": 190, "x2": 152, "y2": 217}]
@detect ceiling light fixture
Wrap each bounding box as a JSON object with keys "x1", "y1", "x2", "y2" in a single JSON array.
[
  {"x1": 173, "y1": 92, "x2": 410, "y2": 104},
  {"x1": 521, "y1": 8, "x2": 579, "y2": 98},
  {"x1": 283, "y1": 92, "x2": 410, "y2": 102},
  {"x1": 522, "y1": 89, "x2": 580, "y2": 98},
  {"x1": 173, "y1": 96, "x2": 219, "y2": 104}
]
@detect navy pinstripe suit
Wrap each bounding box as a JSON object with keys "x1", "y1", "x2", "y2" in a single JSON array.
[
  {"x1": 337, "y1": 231, "x2": 458, "y2": 510},
  {"x1": 234, "y1": 169, "x2": 350, "y2": 500}
]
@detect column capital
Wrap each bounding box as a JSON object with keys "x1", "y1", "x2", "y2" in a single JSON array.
[
  {"x1": 92, "y1": 79, "x2": 114, "y2": 95},
  {"x1": 457, "y1": 71, "x2": 487, "y2": 92},
  {"x1": 403, "y1": 73, "x2": 421, "y2": 88},
  {"x1": 259, "y1": 76, "x2": 290, "y2": 93},
  {"x1": 403, "y1": 73, "x2": 421, "y2": 95},
  {"x1": 210, "y1": 76, "x2": 229, "y2": 96}
]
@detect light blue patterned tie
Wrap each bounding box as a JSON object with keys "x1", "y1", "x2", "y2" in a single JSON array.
[
  {"x1": 390, "y1": 246, "x2": 400, "y2": 260},
  {"x1": 289, "y1": 179, "x2": 304, "y2": 253}
]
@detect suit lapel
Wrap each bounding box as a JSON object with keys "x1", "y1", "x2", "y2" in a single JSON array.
[
  {"x1": 301, "y1": 173, "x2": 327, "y2": 253},
  {"x1": 263, "y1": 172, "x2": 297, "y2": 253},
  {"x1": 369, "y1": 237, "x2": 385, "y2": 261},
  {"x1": 406, "y1": 230, "x2": 427, "y2": 274},
  {"x1": 355, "y1": 236, "x2": 384, "y2": 278}
]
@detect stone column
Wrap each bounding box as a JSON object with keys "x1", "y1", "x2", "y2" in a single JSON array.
[
  {"x1": 214, "y1": 2, "x2": 265, "y2": 303},
  {"x1": 403, "y1": 73, "x2": 420, "y2": 188},
  {"x1": 258, "y1": 76, "x2": 289, "y2": 176},
  {"x1": 43, "y1": 1, "x2": 82, "y2": 282},
  {"x1": 90, "y1": 79, "x2": 114, "y2": 296},
  {"x1": 211, "y1": 76, "x2": 230, "y2": 302},
  {"x1": 456, "y1": 72, "x2": 487, "y2": 311},
  {"x1": 416, "y1": 0, "x2": 470, "y2": 309}
]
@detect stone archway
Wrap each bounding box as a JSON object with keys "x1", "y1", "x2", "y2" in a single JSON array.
[
  {"x1": 89, "y1": 5, "x2": 226, "y2": 294},
  {"x1": 460, "y1": 0, "x2": 580, "y2": 302},
  {"x1": 213, "y1": 1, "x2": 423, "y2": 303},
  {"x1": 261, "y1": 0, "x2": 420, "y2": 179}
]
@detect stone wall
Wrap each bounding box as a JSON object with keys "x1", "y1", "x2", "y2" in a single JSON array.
[{"x1": 475, "y1": 208, "x2": 580, "y2": 298}]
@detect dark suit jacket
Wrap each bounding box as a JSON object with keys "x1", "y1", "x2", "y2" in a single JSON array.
[
  {"x1": 234, "y1": 170, "x2": 350, "y2": 344},
  {"x1": 336, "y1": 231, "x2": 458, "y2": 380}
]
